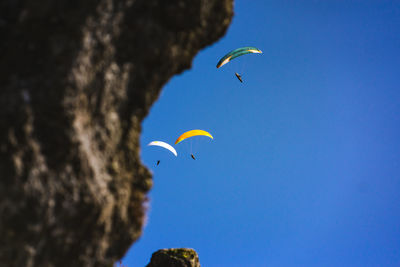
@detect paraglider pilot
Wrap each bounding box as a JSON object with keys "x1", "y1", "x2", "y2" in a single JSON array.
[{"x1": 235, "y1": 72, "x2": 243, "y2": 83}]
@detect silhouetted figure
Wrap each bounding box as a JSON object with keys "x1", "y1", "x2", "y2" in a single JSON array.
[
  {"x1": 156, "y1": 160, "x2": 160, "y2": 166},
  {"x1": 235, "y1": 72, "x2": 243, "y2": 83},
  {"x1": 191, "y1": 154, "x2": 196, "y2": 160}
]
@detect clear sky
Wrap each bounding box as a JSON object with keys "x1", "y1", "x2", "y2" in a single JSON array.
[{"x1": 122, "y1": 1, "x2": 400, "y2": 266}]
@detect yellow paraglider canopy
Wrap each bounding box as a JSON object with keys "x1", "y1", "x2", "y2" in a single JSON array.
[{"x1": 175, "y1": 130, "x2": 213, "y2": 144}]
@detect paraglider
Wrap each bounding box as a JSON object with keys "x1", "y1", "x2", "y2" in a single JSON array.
[
  {"x1": 175, "y1": 130, "x2": 213, "y2": 144},
  {"x1": 148, "y1": 141, "x2": 177, "y2": 166},
  {"x1": 235, "y1": 72, "x2": 243, "y2": 83},
  {"x1": 175, "y1": 130, "x2": 213, "y2": 160},
  {"x1": 216, "y1": 46, "x2": 262, "y2": 68}
]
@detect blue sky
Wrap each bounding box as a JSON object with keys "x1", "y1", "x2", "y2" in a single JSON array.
[{"x1": 122, "y1": 1, "x2": 400, "y2": 266}]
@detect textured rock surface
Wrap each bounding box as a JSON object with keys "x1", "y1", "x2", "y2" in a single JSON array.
[
  {"x1": 0, "y1": 0, "x2": 233, "y2": 266},
  {"x1": 146, "y1": 248, "x2": 200, "y2": 267}
]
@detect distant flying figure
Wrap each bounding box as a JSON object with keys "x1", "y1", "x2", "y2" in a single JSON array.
[
  {"x1": 235, "y1": 72, "x2": 243, "y2": 83},
  {"x1": 148, "y1": 141, "x2": 177, "y2": 167},
  {"x1": 174, "y1": 130, "x2": 213, "y2": 161}
]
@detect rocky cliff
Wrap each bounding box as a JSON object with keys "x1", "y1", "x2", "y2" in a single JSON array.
[{"x1": 0, "y1": 1, "x2": 233, "y2": 266}]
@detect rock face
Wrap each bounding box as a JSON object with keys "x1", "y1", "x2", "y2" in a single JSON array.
[
  {"x1": 0, "y1": 1, "x2": 233, "y2": 266},
  {"x1": 146, "y1": 248, "x2": 200, "y2": 267}
]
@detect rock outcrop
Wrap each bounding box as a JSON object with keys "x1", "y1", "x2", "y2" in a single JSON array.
[
  {"x1": 146, "y1": 248, "x2": 200, "y2": 267},
  {"x1": 0, "y1": 0, "x2": 233, "y2": 266}
]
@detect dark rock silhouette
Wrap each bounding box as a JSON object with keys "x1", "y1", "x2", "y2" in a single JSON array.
[
  {"x1": 147, "y1": 249, "x2": 200, "y2": 267},
  {"x1": 0, "y1": 0, "x2": 233, "y2": 266}
]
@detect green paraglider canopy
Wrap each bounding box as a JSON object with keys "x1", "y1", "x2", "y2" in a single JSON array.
[{"x1": 216, "y1": 46, "x2": 262, "y2": 68}]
